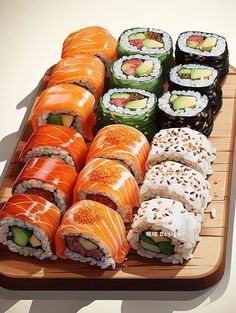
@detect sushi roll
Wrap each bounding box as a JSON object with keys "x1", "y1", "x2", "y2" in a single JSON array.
[
  {"x1": 47, "y1": 54, "x2": 105, "y2": 103},
  {"x1": 0, "y1": 194, "x2": 60, "y2": 260},
  {"x1": 31, "y1": 84, "x2": 96, "y2": 141},
  {"x1": 55, "y1": 200, "x2": 130, "y2": 269},
  {"x1": 175, "y1": 31, "x2": 229, "y2": 78},
  {"x1": 146, "y1": 128, "x2": 216, "y2": 178},
  {"x1": 168, "y1": 64, "x2": 222, "y2": 115},
  {"x1": 127, "y1": 198, "x2": 201, "y2": 264},
  {"x1": 19, "y1": 125, "x2": 87, "y2": 172},
  {"x1": 97, "y1": 88, "x2": 158, "y2": 142},
  {"x1": 13, "y1": 158, "x2": 78, "y2": 215},
  {"x1": 156, "y1": 90, "x2": 213, "y2": 137},
  {"x1": 140, "y1": 161, "x2": 211, "y2": 219},
  {"x1": 117, "y1": 27, "x2": 173, "y2": 80},
  {"x1": 86, "y1": 124, "x2": 150, "y2": 184},
  {"x1": 61, "y1": 26, "x2": 117, "y2": 77},
  {"x1": 73, "y1": 158, "x2": 141, "y2": 223},
  {"x1": 110, "y1": 55, "x2": 163, "y2": 95}
]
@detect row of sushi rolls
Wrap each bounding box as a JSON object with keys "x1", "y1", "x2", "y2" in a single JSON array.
[{"x1": 0, "y1": 27, "x2": 229, "y2": 268}]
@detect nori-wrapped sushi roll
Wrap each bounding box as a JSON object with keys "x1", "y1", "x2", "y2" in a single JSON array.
[
  {"x1": 156, "y1": 90, "x2": 213, "y2": 137},
  {"x1": 97, "y1": 88, "x2": 158, "y2": 141},
  {"x1": 117, "y1": 27, "x2": 173, "y2": 81},
  {"x1": 175, "y1": 31, "x2": 229, "y2": 78},
  {"x1": 110, "y1": 55, "x2": 163, "y2": 96},
  {"x1": 168, "y1": 64, "x2": 222, "y2": 115}
]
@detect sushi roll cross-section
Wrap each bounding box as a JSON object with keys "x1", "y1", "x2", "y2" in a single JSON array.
[
  {"x1": 86, "y1": 124, "x2": 150, "y2": 184},
  {"x1": 0, "y1": 194, "x2": 60, "y2": 260},
  {"x1": 55, "y1": 200, "x2": 130, "y2": 269}
]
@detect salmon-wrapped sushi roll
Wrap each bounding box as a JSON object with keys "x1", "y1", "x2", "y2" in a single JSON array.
[
  {"x1": 19, "y1": 125, "x2": 87, "y2": 172},
  {"x1": 62, "y1": 26, "x2": 117, "y2": 76},
  {"x1": 13, "y1": 158, "x2": 78, "y2": 215},
  {"x1": 55, "y1": 200, "x2": 130, "y2": 269},
  {"x1": 73, "y1": 158, "x2": 141, "y2": 223},
  {"x1": 86, "y1": 125, "x2": 150, "y2": 184},
  {"x1": 31, "y1": 84, "x2": 96, "y2": 141},
  {"x1": 47, "y1": 54, "x2": 105, "y2": 104},
  {"x1": 0, "y1": 194, "x2": 60, "y2": 260}
]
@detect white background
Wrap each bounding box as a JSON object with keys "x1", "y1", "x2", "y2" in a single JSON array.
[{"x1": 0, "y1": 0, "x2": 236, "y2": 312}]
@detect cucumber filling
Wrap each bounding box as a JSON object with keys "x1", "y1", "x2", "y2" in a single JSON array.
[
  {"x1": 47, "y1": 114, "x2": 74, "y2": 128},
  {"x1": 9, "y1": 226, "x2": 42, "y2": 249},
  {"x1": 139, "y1": 232, "x2": 174, "y2": 256}
]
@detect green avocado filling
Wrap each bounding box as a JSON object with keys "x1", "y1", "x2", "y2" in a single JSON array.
[
  {"x1": 10, "y1": 226, "x2": 41, "y2": 248},
  {"x1": 139, "y1": 232, "x2": 174, "y2": 256}
]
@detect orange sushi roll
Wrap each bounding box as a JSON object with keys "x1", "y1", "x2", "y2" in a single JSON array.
[
  {"x1": 55, "y1": 200, "x2": 130, "y2": 268},
  {"x1": 73, "y1": 158, "x2": 141, "y2": 223},
  {"x1": 13, "y1": 158, "x2": 78, "y2": 215},
  {"x1": 0, "y1": 194, "x2": 60, "y2": 260},
  {"x1": 19, "y1": 124, "x2": 87, "y2": 172},
  {"x1": 31, "y1": 84, "x2": 96, "y2": 141},
  {"x1": 86, "y1": 124, "x2": 150, "y2": 184},
  {"x1": 61, "y1": 26, "x2": 117, "y2": 76},
  {"x1": 47, "y1": 54, "x2": 105, "y2": 104}
]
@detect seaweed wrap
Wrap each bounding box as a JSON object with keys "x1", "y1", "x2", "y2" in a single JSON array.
[
  {"x1": 55, "y1": 200, "x2": 130, "y2": 269},
  {"x1": 146, "y1": 128, "x2": 216, "y2": 178},
  {"x1": 73, "y1": 158, "x2": 141, "y2": 223},
  {"x1": 0, "y1": 194, "x2": 60, "y2": 260},
  {"x1": 140, "y1": 161, "x2": 211, "y2": 220},
  {"x1": 97, "y1": 88, "x2": 158, "y2": 141},
  {"x1": 117, "y1": 27, "x2": 173, "y2": 81},
  {"x1": 86, "y1": 124, "x2": 150, "y2": 184},
  {"x1": 168, "y1": 64, "x2": 222, "y2": 115},
  {"x1": 110, "y1": 54, "x2": 163, "y2": 95},
  {"x1": 175, "y1": 31, "x2": 229, "y2": 78},
  {"x1": 127, "y1": 197, "x2": 201, "y2": 264},
  {"x1": 156, "y1": 90, "x2": 213, "y2": 137}
]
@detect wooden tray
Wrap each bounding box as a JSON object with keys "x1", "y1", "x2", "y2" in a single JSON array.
[{"x1": 0, "y1": 66, "x2": 236, "y2": 291}]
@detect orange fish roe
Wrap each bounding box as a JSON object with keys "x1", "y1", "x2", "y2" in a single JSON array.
[
  {"x1": 73, "y1": 204, "x2": 106, "y2": 224},
  {"x1": 105, "y1": 128, "x2": 141, "y2": 147},
  {"x1": 89, "y1": 163, "x2": 120, "y2": 184}
]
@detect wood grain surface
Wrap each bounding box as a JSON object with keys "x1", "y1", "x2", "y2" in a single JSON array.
[{"x1": 0, "y1": 66, "x2": 235, "y2": 291}]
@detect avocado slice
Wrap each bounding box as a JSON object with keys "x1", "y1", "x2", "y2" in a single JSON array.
[
  {"x1": 126, "y1": 98, "x2": 147, "y2": 109},
  {"x1": 140, "y1": 239, "x2": 161, "y2": 253},
  {"x1": 172, "y1": 96, "x2": 196, "y2": 111},
  {"x1": 158, "y1": 241, "x2": 174, "y2": 255},
  {"x1": 142, "y1": 39, "x2": 164, "y2": 48},
  {"x1": 196, "y1": 37, "x2": 217, "y2": 51},
  {"x1": 191, "y1": 69, "x2": 212, "y2": 80},
  {"x1": 178, "y1": 68, "x2": 191, "y2": 75},
  {"x1": 129, "y1": 33, "x2": 146, "y2": 40},
  {"x1": 111, "y1": 93, "x2": 130, "y2": 99},
  {"x1": 79, "y1": 237, "x2": 98, "y2": 251},
  {"x1": 186, "y1": 40, "x2": 199, "y2": 48},
  {"x1": 10, "y1": 226, "x2": 33, "y2": 247},
  {"x1": 135, "y1": 61, "x2": 153, "y2": 77},
  {"x1": 47, "y1": 115, "x2": 63, "y2": 126},
  {"x1": 170, "y1": 95, "x2": 178, "y2": 103}
]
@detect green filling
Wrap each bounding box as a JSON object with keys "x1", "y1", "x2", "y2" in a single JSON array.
[
  {"x1": 10, "y1": 226, "x2": 33, "y2": 247},
  {"x1": 47, "y1": 114, "x2": 63, "y2": 125},
  {"x1": 139, "y1": 232, "x2": 174, "y2": 256}
]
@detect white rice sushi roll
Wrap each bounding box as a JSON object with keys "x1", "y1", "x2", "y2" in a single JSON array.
[
  {"x1": 140, "y1": 161, "x2": 212, "y2": 220},
  {"x1": 127, "y1": 197, "x2": 201, "y2": 264},
  {"x1": 146, "y1": 128, "x2": 216, "y2": 177}
]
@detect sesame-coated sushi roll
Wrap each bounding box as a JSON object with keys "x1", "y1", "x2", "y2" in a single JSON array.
[
  {"x1": 55, "y1": 200, "x2": 130, "y2": 269},
  {"x1": 13, "y1": 158, "x2": 78, "y2": 215},
  {"x1": 146, "y1": 128, "x2": 216, "y2": 177},
  {"x1": 175, "y1": 31, "x2": 229, "y2": 78},
  {"x1": 117, "y1": 27, "x2": 173, "y2": 81},
  {"x1": 73, "y1": 158, "x2": 141, "y2": 223},
  {"x1": 140, "y1": 161, "x2": 212, "y2": 220},
  {"x1": 0, "y1": 194, "x2": 60, "y2": 260},
  {"x1": 97, "y1": 88, "x2": 158, "y2": 142},
  {"x1": 31, "y1": 84, "x2": 96, "y2": 141},
  {"x1": 86, "y1": 124, "x2": 150, "y2": 184},
  {"x1": 19, "y1": 125, "x2": 87, "y2": 172},
  {"x1": 168, "y1": 64, "x2": 222, "y2": 115},
  {"x1": 47, "y1": 54, "x2": 105, "y2": 104},
  {"x1": 61, "y1": 26, "x2": 117, "y2": 77},
  {"x1": 110, "y1": 55, "x2": 163, "y2": 95},
  {"x1": 127, "y1": 198, "x2": 201, "y2": 264},
  {"x1": 156, "y1": 90, "x2": 213, "y2": 137}
]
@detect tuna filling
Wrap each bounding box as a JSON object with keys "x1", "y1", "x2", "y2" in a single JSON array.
[
  {"x1": 86, "y1": 194, "x2": 117, "y2": 211},
  {"x1": 25, "y1": 188, "x2": 55, "y2": 203}
]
